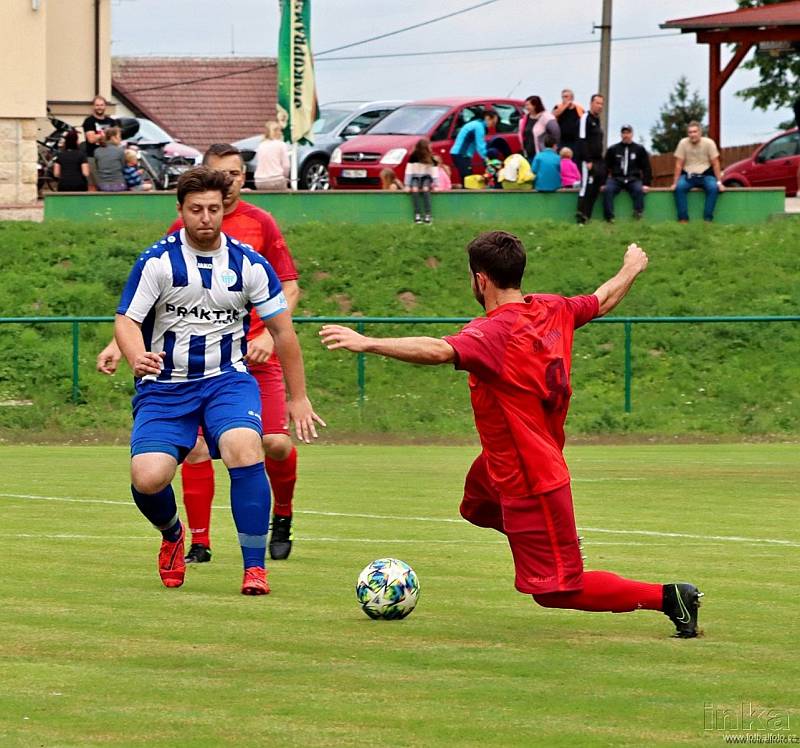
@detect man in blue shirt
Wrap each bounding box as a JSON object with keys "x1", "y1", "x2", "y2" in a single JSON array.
[
  {"x1": 531, "y1": 135, "x2": 562, "y2": 192},
  {"x1": 115, "y1": 166, "x2": 324, "y2": 595},
  {"x1": 450, "y1": 108, "x2": 499, "y2": 184}
]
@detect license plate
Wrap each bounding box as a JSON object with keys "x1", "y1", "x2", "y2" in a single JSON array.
[{"x1": 342, "y1": 169, "x2": 367, "y2": 178}]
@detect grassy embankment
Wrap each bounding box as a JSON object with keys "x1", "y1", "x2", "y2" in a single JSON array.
[{"x1": 0, "y1": 219, "x2": 797, "y2": 441}]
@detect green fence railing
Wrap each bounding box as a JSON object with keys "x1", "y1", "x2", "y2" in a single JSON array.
[{"x1": 1, "y1": 315, "x2": 798, "y2": 412}]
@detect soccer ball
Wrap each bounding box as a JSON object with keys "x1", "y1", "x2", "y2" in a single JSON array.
[{"x1": 356, "y1": 558, "x2": 420, "y2": 620}]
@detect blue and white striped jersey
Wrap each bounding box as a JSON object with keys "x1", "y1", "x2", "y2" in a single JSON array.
[{"x1": 117, "y1": 229, "x2": 287, "y2": 383}]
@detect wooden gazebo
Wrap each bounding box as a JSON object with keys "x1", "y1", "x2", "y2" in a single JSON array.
[{"x1": 662, "y1": 1, "x2": 800, "y2": 145}]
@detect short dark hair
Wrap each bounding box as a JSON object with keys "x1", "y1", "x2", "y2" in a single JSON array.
[
  {"x1": 203, "y1": 143, "x2": 245, "y2": 167},
  {"x1": 543, "y1": 134, "x2": 557, "y2": 149},
  {"x1": 64, "y1": 129, "x2": 80, "y2": 150},
  {"x1": 525, "y1": 95, "x2": 545, "y2": 114},
  {"x1": 483, "y1": 108, "x2": 499, "y2": 121},
  {"x1": 466, "y1": 231, "x2": 526, "y2": 289},
  {"x1": 590, "y1": 93, "x2": 604, "y2": 103},
  {"x1": 176, "y1": 166, "x2": 231, "y2": 205}
]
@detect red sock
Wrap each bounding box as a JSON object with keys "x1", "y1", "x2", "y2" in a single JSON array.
[
  {"x1": 265, "y1": 447, "x2": 297, "y2": 517},
  {"x1": 533, "y1": 570, "x2": 663, "y2": 613},
  {"x1": 181, "y1": 459, "x2": 215, "y2": 546}
]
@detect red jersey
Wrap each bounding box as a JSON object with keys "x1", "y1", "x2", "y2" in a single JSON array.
[
  {"x1": 444, "y1": 294, "x2": 599, "y2": 497},
  {"x1": 168, "y1": 200, "x2": 298, "y2": 339}
]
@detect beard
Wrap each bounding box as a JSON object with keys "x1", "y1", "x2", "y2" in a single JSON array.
[{"x1": 472, "y1": 285, "x2": 486, "y2": 310}]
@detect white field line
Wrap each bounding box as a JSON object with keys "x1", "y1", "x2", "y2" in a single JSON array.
[{"x1": 0, "y1": 492, "x2": 797, "y2": 548}]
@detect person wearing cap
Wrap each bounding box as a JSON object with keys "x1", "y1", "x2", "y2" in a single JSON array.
[{"x1": 603, "y1": 125, "x2": 652, "y2": 222}]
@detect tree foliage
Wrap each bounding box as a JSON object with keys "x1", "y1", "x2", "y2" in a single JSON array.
[
  {"x1": 735, "y1": 0, "x2": 800, "y2": 111},
  {"x1": 650, "y1": 76, "x2": 707, "y2": 154}
]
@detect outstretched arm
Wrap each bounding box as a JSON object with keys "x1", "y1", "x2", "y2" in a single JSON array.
[
  {"x1": 592, "y1": 243, "x2": 649, "y2": 317},
  {"x1": 320, "y1": 325, "x2": 455, "y2": 365}
]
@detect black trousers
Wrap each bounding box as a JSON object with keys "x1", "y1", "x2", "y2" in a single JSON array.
[{"x1": 576, "y1": 161, "x2": 606, "y2": 221}]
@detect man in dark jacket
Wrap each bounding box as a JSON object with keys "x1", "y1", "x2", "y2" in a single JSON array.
[
  {"x1": 575, "y1": 94, "x2": 605, "y2": 224},
  {"x1": 603, "y1": 125, "x2": 652, "y2": 222}
]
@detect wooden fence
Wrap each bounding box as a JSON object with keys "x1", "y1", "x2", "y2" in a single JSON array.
[{"x1": 649, "y1": 143, "x2": 759, "y2": 186}]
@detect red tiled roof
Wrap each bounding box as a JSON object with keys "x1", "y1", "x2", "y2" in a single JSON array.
[
  {"x1": 663, "y1": 1, "x2": 800, "y2": 31},
  {"x1": 112, "y1": 57, "x2": 277, "y2": 151}
]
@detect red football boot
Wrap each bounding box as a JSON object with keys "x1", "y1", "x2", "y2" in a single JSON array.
[
  {"x1": 241, "y1": 566, "x2": 270, "y2": 595},
  {"x1": 158, "y1": 525, "x2": 186, "y2": 588}
]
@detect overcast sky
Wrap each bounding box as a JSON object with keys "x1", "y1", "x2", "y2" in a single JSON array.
[{"x1": 110, "y1": 0, "x2": 788, "y2": 147}]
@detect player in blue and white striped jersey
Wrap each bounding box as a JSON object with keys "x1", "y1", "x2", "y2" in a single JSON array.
[{"x1": 115, "y1": 166, "x2": 324, "y2": 594}]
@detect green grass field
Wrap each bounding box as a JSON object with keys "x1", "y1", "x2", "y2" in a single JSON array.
[
  {"x1": 1, "y1": 444, "x2": 797, "y2": 746},
  {"x1": 0, "y1": 219, "x2": 798, "y2": 438}
]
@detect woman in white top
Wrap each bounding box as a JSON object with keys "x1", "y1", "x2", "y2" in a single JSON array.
[{"x1": 254, "y1": 121, "x2": 290, "y2": 191}]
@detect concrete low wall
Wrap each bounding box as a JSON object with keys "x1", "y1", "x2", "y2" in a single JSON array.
[{"x1": 44, "y1": 187, "x2": 785, "y2": 225}]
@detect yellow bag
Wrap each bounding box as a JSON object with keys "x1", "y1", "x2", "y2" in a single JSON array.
[{"x1": 464, "y1": 174, "x2": 487, "y2": 190}]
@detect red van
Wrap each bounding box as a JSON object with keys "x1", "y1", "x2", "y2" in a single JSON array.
[{"x1": 328, "y1": 97, "x2": 525, "y2": 189}]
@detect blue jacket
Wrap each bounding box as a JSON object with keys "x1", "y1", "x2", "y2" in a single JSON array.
[
  {"x1": 531, "y1": 149, "x2": 562, "y2": 192},
  {"x1": 450, "y1": 120, "x2": 488, "y2": 159}
]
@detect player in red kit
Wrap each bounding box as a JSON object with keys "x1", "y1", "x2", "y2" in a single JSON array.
[
  {"x1": 321, "y1": 231, "x2": 703, "y2": 638},
  {"x1": 97, "y1": 144, "x2": 303, "y2": 562}
]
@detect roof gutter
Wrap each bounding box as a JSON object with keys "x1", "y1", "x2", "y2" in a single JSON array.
[{"x1": 94, "y1": 0, "x2": 100, "y2": 95}]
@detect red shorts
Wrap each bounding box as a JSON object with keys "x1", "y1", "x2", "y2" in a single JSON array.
[
  {"x1": 459, "y1": 452, "x2": 584, "y2": 595},
  {"x1": 248, "y1": 353, "x2": 289, "y2": 436}
]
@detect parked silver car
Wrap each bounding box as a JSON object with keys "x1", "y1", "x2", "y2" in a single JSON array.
[{"x1": 235, "y1": 100, "x2": 406, "y2": 190}]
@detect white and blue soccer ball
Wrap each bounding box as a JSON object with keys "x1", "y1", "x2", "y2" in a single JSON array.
[{"x1": 356, "y1": 558, "x2": 420, "y2": 620}]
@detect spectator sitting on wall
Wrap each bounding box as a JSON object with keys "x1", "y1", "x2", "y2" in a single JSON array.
[
  {"x1": 255, "y1": 121, "x2": 290, "y2": 191},
  {"x1": 498, "y1": 153, "x2": 533, "y2": 190},
  {"x1": 433, "y1": 156, "x2": 452, "y2": 191},
  {"x1": 449, "y1": 108, "x2": 499, "y2": 184},
  {"x1": 603, "y1": 125, "x2": 652, "y2": 222},
  {"x1": 53, "y1": 129, "x2": 89, "y2": 192},
  {"x1": 380, "y1": 168, "x2": 404, "y2": 190},
  {"x1": 123, "y1": 149, "x2": 152, "y2": 192},
  {"x1": 553, "y1": 88, "x2": 584, "y2": 161},
  {"x1": 93, "y1": 127, "x2": 127, "y2": 192},
  {"x1": 531, "y1": 135, "x2": 562, "y2": 193},
  {"x1": 559, "y1": 147, "x2": 581, "y2": 188},
  {"x1": 519, "y1": 96, "x2": 560, "y2": 161},
  {"x1": 671, "y1": 121, "x2": 725, "y2": 223},
  {"x1": 404, "y1": 138, "x2": 438, "y2": 224}
]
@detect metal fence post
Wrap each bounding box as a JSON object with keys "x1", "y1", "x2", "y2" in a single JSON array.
[
  {"x1": 624, "y1": 321, "x2": 632, "y2": 413},
  {"x1": 72, "y1": 320, "x2": 80, "y2": 404},
  {"x1": 356, "y1": 320, "x2": 366, "y2": 409}
]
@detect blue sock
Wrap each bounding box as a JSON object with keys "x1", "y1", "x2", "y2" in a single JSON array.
[
  {"x1": 229, "y1": 463, "x2": 271, "y2": 570},
  {"x1": 131, "y1": 483, "x2": 182, "y2": 541}
]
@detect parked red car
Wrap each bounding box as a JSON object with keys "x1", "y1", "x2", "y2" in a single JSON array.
[
  {"x1": 723, "y1": 129, "x2": 800, "y2": 196},
  {"x1": 328, "y1": 97, "x2": 525, "y2": 189}
]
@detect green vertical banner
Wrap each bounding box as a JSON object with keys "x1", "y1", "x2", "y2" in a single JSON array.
[{"x1": 277, "y1": 0, "x2": 318, "y2": 144}]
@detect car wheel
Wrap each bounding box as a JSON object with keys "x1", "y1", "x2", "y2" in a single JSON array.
[
  {"x1": 301, "y1": 158, "x2": 330, "y2": 190},
  {"x1": 724, "y1": 180, "x2": 744, "y2": 188}
]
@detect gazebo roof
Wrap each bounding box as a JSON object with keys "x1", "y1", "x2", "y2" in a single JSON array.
[{"x1": 663, "y1": 1, "x2": 800, "y2": 32}]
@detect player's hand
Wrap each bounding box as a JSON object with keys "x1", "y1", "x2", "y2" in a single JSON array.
[
  {"x1": 643, "y1": 185, "x2": 650, "y2": 194},
  {"x1": 96, "y1": 340, "x2": 122, "y2": 375},
  {"x1": 718, "y1": 181, "x2": 726, "y2": 193},
  {"x1": 287, "y1": 396, "x2": 326, "y2": 444},
  {"x1": 132, "y1": 351, "x2": 165, "y2": 378},
  {"x1": 623, "y1": 243, "x2": 648, "y2": 275},
  {"x1": 669, "y1": 181, "x2": 678, "y2": 191},
  {"x1": 243, "y1": 330, "x2": 275, "y2": 365},
  {"x1": 319, "y1": 325, "x2": 369, "y2": 353}
]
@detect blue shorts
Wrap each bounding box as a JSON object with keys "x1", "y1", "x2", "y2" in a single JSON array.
[{"x1": 130, "y1": 371, "x2": 263, "y2": 462}]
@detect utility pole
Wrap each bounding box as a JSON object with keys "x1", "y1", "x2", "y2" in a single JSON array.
[{"x1": 597, "y1": 0, "x2": 612, "y2": 147}]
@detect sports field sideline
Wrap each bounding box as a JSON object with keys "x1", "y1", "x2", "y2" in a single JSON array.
[{"x1": 0, "y1": 443, "x2": 796, "y2": 746}]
